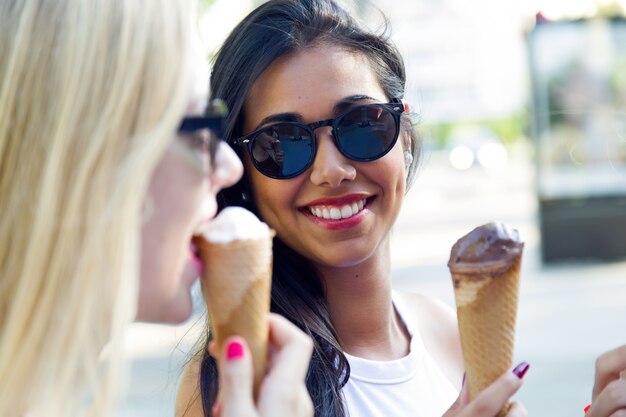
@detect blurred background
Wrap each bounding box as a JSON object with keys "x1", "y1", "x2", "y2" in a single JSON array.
[{"x1": 116, "y1": 1, "x2": 626, "y2": 416}]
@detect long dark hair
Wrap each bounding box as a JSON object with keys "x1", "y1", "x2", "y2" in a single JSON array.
[{"x1": 197, "y1": 1, "x2": 420, "y2": 416}]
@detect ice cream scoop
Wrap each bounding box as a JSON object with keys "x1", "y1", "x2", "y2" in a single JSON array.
[
  {"x1": 448, "y1": 222, "x2": 524, "y2": 417},
  {"x1": 201, "y1": 206, "x2": 271, "y2": 243},
  {"x1": 194, "y1": 206, "x2": 275, "y2": 399},
  {"x1": 449, "y1": 222, "x2": 522, "y2": 273}
]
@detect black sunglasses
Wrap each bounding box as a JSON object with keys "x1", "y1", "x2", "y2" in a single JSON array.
[
  {"x1": 177, "y1": 99, "x2": 228, "y2": 161},
  {"x1": 233, "y1": 99, "x2": 404, "y2": 179}
]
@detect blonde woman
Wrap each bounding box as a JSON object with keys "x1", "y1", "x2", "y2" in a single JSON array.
[{"x1": 0, "y1": 1, "x2": 312, "y2": 417}]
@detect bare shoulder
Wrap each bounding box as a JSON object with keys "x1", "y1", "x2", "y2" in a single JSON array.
[
  {"x1": 395, "y1": 291, "x2": 459, "y2": 348},
  {"x1": 176, "y1": 354, "x2": 205, "y2": 417},
  {"x1": 395, "y1": 290, "x2": 464, "y2": 389}
]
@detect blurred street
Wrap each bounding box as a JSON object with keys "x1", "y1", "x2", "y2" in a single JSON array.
[{"x1": 115, "y1": 147, "x2": 626, "y2": 417}]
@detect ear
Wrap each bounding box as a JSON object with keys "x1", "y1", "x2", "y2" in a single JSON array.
[
  {"x1": 403, "y1": 150, "x2": 414, "y2": 167},
  {"x1": 401, "y1": 129, "x2": 412, "y2": 154}
]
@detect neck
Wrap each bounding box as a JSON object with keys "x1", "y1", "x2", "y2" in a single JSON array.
[{"x1": 317, "y1": 238, "x2": 410, "y2": 360}]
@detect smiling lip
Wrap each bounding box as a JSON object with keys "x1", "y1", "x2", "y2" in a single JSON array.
[{"x1": 301, "y1": 194, "x2": 372, "y2": 230}]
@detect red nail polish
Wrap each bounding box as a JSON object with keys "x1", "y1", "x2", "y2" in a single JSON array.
[
  {"x1": 226, "y1": 340, "x2": 244, "y2": 361},
  {"x1": 583, "y1": 403, "x2": 591, "y2": 414},
  {"x1": 512, "y1": 362, "x2": 530, "y2": 379}
]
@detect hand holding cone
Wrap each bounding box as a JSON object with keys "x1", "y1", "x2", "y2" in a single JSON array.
[{"x1": 448, "y1": 222, "x2": 524, "y2": 417}]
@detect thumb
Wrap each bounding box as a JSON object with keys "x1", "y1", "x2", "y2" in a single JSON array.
[
  {"x1": 443, "y1": 373, "x2": 469, "y2": 416},
  {"x1": 219, "y1": 337, "x2": 256, "y2": 417}
]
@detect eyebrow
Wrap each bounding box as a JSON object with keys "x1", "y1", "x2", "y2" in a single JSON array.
[{"x1": 252, "y1": 94, "x2": 381, "y2": 130}]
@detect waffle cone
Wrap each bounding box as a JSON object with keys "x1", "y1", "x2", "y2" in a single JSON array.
[
  {"x1": 195, "y1": 234, "x2": 274, "y2": 399},
  {"x1": 452, "y1": 255, "x2": 522, "y2": 417}
]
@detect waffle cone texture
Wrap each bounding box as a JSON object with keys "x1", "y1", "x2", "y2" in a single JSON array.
[
  {"x1": 452, "y1": 255, "x2": 522, "y2": 416},
  {"x1": 195, "y1": 234, "x2": 274, "y2": 399}
]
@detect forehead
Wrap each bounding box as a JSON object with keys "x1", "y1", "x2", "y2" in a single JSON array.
[{"x1": 244, "y1": 44, "x2": 386, "y2": 124}]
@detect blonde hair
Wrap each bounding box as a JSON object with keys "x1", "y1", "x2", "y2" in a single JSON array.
[{"x1": 0, "y1": 0, "x2": 196, "y2": 415}]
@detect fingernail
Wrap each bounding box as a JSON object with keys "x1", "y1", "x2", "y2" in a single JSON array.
[
  {"x1": 512, "y1": 361, "x2": 530, "y2": 379},
  {"x1": 583, "y1": 403, "x2": 591, "y2": 414},
  {"x1": 226, "y1": 340, "x2": 245, "y2": 361}
]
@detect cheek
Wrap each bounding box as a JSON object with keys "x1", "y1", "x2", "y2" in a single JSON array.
[
  {"x1": 138, "y1": 151, "x2": 206, "y2": 315},
  {"x1": 245, "y1": 158, "x2": 268, "y2": 209},
  {"x1": 247, "y1": 163, "x2": 299, "y2": 227},
  {"x1": 371, "y1": 145, "x2": 406, "y2": 199},
  {"x1": 248, "y1": 171, "x2": 277, "y2": 221},
  {"x1": 383, "y1": 142, "x2": 406, "y2": 177},
  {"x1": 144, "y1": 154, "x2": 205, "y2": 245}
]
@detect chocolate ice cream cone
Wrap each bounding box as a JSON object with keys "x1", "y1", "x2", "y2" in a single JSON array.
[{"x1": 448, "y1": 222, "x2": 523, "y2": 417}]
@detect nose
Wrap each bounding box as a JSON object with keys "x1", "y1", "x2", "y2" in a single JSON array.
[
  {"x1": 210, "y1": 141, "x2": 243, "y2": 192},
  {"x1": 308, "y1": 128, "x2": 356, "y2": 187}
]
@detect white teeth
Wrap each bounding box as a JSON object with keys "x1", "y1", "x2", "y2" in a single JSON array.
[{"x1": 308, "y1": 198, "x2": 367, "y2": 220}]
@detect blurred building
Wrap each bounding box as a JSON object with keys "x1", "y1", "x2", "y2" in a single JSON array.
[
  {"x1": 529, "y1": 17, "x2": 626, "y2": 262},
  {"x1": 362, "y1": 0, "x2": 531, "y2": 124}
]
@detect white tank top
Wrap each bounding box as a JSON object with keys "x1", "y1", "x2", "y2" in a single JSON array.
[{"x1": 341, "y1": 292, "x2": 459, "y2": 417}]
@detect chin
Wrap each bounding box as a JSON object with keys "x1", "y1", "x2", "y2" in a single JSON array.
[
  {"x1": 135, "y1": 296, "x2": 194, "y2": 324},
  {"x1": 140, "y1": 306, "x2": 192, "y2": 324},
  {"x1": 161, "y1": 309, "x2": 192, "y2": 324},
  {"x1": 161, "y1": 297, "x2": 195, "y2": 324}
]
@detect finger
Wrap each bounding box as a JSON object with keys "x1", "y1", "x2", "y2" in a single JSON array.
[
  {"x1": 218, "y1": 337, "x2": 256, "y2": 417},
  {"x1": 462, "y1": 362, "x2": 529, "y2": 417},
  {"x1": 265, "y1": 314, "x2": 313, "y2": 382},
  {"x1": 588, "y1": 379, "x2": 626, "y2": 417},
  {"x1": 298, "y1": 385, "x2": 314, "y2": 417},
  {"x1": 459, "y1": 373, "x2": 470, "y2": 404},
  {"x1": 257, "y1": 316, "x2": 314, "y2": 417},
  {"x1": 258, "y1": 383, "x2": 313, "y2": 417},
  {"x1": 608, "y1": 410, "x2": 626, "y2": 417},
  {"x1": 442, "y1": 373, "x2": 470, "y2": 416},
  {"x1": 506, "y1": 401, "x2": 528, "y2": 417},
  {"x1": 594, "y1": 345, "x2": 626, "y2": 400}
]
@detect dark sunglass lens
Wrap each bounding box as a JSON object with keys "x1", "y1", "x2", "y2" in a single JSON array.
[
  {"x1": 335, "y1": 105, "x2": 398, "y2": 161},
  {"x1": 250, "y1": 124, "x2": 314, "y2": 178}
]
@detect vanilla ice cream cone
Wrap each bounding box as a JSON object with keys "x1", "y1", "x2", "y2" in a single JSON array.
[
  {"x1": 448, "y1": 222, "x2": 524, "y2": 416},
  {"x1": 194, "y1": 207, "x2": 275, "y2": 399}
]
